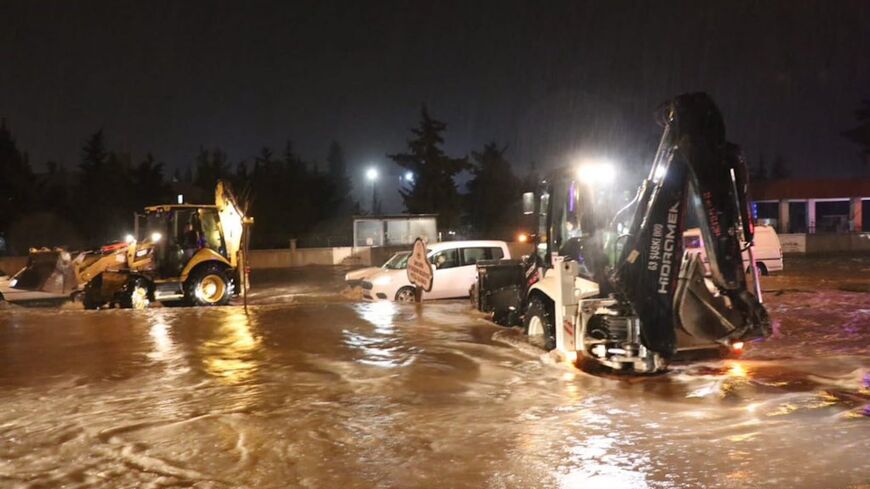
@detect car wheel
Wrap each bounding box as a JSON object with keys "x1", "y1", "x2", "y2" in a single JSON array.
[
  {"x1": 185, "y1": 264, "x2": 232, "y2": 306},
  {"x1": 524, "y1": 296, "x2": 556, "y2": 351},
  {"x1": 395, "y1": 286, "x2": 416, "y2": 303},
  {"x1": 119, "y1": 277, "x2": 151, "y2": 309}
]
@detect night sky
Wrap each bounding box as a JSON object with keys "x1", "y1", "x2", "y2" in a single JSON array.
[{"x1": 3, "y1": 1, "x2": 869, "y2": 209}]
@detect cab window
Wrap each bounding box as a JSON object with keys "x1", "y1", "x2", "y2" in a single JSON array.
[
  {"x1": 461, "y1": 246, "x2": 504, "y2": 266},
  {"x1": 199, "y1": 209, "x2": 226, "y2": 255},
  {"x1": 429, "y1": 248, "x2": 459, "y2": 269}
]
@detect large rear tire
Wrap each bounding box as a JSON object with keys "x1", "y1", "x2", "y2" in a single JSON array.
[
  {"x1": 185, "y1": 264, "x2": 232, "y2": 307},
  {"x1": 524, "y1": 296, "x2": 556, "y2": 351}
]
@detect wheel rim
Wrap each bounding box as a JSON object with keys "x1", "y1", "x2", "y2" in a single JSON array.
[
  {"x1": 197, "y1": 274, "x2": 226, "y2": 304},
  {"x1": 527, "y1": 315, "x2": 544, "y2": 336},
  {"x1": 130, "y1": 285, "x2": 149, "y2": 309},
  {"x1": 396, "y1": 288, "x2": 415, "y2": 303}
]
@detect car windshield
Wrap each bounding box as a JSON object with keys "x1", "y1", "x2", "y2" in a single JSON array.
[{"x1": 382, "y1": 252, "x2": 411, "y2": 270}]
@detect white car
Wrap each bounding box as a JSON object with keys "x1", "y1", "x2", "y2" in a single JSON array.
[
  {"x1": 345, "y1": 251, "x2": 410, "y2": 287},
  {"x1": 349, "y1": 240, "x2": 511, "y2": 302},
  {"x1": 683, "y1": 225, "x2": 783, "y2": 275}
]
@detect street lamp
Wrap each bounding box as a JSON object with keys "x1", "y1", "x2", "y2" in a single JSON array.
[{"x1": 366, "y1": 167, "x2": 379, "y2": 213}]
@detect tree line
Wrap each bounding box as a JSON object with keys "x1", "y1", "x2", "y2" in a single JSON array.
[
  {"x1": 0, "y1": 107, "x2": 534, "y2": 255},
  {"x1": 5, "y1": 97, "x2": 866, "y2": 255},
  {"x1": 0, "y1": 121, "x2": 356, "y2": 253}
]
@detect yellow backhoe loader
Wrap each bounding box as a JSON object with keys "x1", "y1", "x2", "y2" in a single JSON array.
[{"x1": 4, "y1": 181, "x2": 252, "y2": 309}]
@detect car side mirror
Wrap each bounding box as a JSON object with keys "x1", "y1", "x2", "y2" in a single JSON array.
[{"x1": 522, "y1": 192, "x2": 534, "y2": 215}]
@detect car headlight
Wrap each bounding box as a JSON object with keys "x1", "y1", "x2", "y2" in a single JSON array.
[{"x1": 372, "y1": 275, "x2": 392, "y2": 286}]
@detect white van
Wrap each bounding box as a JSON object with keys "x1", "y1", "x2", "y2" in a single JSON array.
[
  {"x1": 349, "y1": 240, "x2": 511, "y2": 302},
  {"x1": 683, "y1": 225, "x2": 783, "y2": 275}
]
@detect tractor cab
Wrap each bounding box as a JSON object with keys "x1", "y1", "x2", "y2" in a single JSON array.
[{"x1": 137, "y1": 205, "x2": 228, "y2": 278}]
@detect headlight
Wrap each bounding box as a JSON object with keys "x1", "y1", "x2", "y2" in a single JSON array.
[
  {"x1": 372, "y1": 275, "x2": 392, "y2": 286},
  {"x1": 124, "y1": 234, "x2": 135, "y2": 244},
  {"x1": 150, "y1": 232, "x2": 162, "y2": 243}
]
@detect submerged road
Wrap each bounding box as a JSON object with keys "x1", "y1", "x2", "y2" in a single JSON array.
[{"x1": 0, "y1": 257, "x2": 868, "y2": 488}]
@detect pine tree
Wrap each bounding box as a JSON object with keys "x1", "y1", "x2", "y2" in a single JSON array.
[
  {"x1": 466, "y1": 142, "x2": 521, "y2": 238},
  {"x1": 194, "y1": 146, "x2": 230, "y2": 191},
  {"x1": 843, "y1": 99, "x2": 870, "y2": 168},
  {"x1": 771, "y1": 155, "x2": 790, "y2": 180},
  {"x1": 131, "y1": 153, "x2": 169, "y2": 209},
  {"x1": 751, "y1": 154, "x2": 768, "y2": 181},
  {"x1": 326, "y1": 141, "x2": 352, "y2": 214},
  {"x1": 0, "y1": 118, "x2": 34, "y2": 231},
  {"x1": 388, "y1": 106, "x2": 468, "y2": 229}
]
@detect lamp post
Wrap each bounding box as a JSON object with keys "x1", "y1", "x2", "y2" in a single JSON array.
[{"x1": 366, "y1": 167, "x2": 379, "y2": 214}]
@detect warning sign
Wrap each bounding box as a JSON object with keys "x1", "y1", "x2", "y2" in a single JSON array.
[{"x1": 406, "y1": 238, "x2": 433, "y2": 292}]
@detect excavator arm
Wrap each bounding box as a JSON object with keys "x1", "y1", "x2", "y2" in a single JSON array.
[{"x1": 611, "y1": 93, "x2": 770, "y2": 357}]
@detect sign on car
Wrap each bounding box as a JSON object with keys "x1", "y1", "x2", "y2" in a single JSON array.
[{"x1": 406, "y1": 238, "x2": 433, "y2": 301}]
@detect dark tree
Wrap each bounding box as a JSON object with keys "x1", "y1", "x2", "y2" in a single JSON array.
[
  {"x1": 326, "y1": 141, "x2": 352, "y2": 210},
  {"x1": 389, "y1": 106, "x2": 469, "y2": 229},
  {"x1": 131, "y1": 153, "x2": 169, "y2": 209},
  {"x1": 751, "y1": 154, "x2": 768, "y2": 181},
  {"x1": 77, "y1": 130, "x2": 134, "y2": 244},
  {"x1": 466, "y1": 142, "x2": 521, "y2": 238},
  {"x1": 843, "y1": 99, "x2": 870, "y2": 167},
  {"x1": 523, "y1": 159, "x2": 540, "y2": 191},
  {"x1": 194, "y1": 146, "x2": 231, "y2": 192},
  {"x1": 770, "y1": 155, "x2": 790, "y2": 180},
  {"x1": 0, "y1": 118, "x2": 34, "y2": 232}
]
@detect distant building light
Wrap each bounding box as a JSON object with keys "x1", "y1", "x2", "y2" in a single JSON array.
[{"x1": 177, "y1": 194, "x2": 184, "y2": 204}]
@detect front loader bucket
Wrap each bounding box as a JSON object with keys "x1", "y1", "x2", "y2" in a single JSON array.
[{"x1": 11, "y1": 249, "x2": 79, "y2": 295}]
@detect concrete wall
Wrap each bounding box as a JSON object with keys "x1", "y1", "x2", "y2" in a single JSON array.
[
  {"x1": 778, "y1": 233, "x2": 870, "y2": 255},
  {"x1": 248, "y1": 246, "x2": 373, "y2": 269},
  {"x1": 804, "y1": 233, "x2": 870, "y2": 254}
]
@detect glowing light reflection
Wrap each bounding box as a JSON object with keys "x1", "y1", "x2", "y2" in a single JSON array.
[{"x1": 201, "y1": 309, "x2": 261, "y2": 385}]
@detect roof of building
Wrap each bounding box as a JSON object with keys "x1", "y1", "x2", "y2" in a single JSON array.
[{"x1": 750, "y1": 178, "x2": 870, "y2": 200}]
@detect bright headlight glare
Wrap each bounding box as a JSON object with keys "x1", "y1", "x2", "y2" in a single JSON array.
[
  {"x1": 577, "y1": 160, "x2": 616, "y2": 185},
  {"x1": 373, "y1": 275, "x2": 392, "y2": 286},
  {"x1": 151, "y1": 232, "x2": 162, "y2": 243},
  {"x1": 124, "y1": 234, "x2": 135, "y2": 244}
]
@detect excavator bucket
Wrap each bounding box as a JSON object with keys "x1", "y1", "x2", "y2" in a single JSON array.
[
  {"x1": 10, "y1": 249, "x2": 80, "y2": 294},
  {"x1": 215, "y1": 180, "x2": 245, "y2": 269}
]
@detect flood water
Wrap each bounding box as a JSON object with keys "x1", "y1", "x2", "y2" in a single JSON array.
[{"x1": 0, "y1": 259, "x2": 868, "y2": 488}]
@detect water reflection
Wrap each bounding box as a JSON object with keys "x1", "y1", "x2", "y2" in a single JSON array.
[
  {"x1": 200, "y1": 308, "x2": 262, "y2": 385},
  {"x1": 148, "y1": 318, "x2": 174, "y2": 362},
  {"x1": 347, "y1": 301, "x2": 417, "y2": 368}
]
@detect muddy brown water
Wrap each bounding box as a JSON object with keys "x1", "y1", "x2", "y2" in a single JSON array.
[{"x1": 0, "y1": 261, "x2": 868, "y2": 488}]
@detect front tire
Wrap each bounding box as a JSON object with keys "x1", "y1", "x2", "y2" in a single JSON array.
[
  {"x1": 119, "y1": 277, "x2": 151, "y2": 310},
  {"x1": 185, "y1": 264, "x2": 232, "y2": 306},
  {"x1": 524, "y1": 296, "x2": 556, "y2": 351},
  {"x1": 395, "y1": 286, "x2": 416, "y2": 303}
]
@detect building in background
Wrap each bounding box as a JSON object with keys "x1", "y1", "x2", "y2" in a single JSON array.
[
  {"x1": 353, "y1": 214, "x2": 438, "y2": 247},
  {"x1": 750, "y1": 179, "x2": 870, "y2": 234}
]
